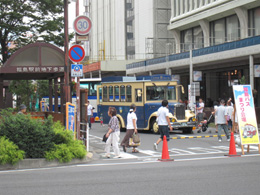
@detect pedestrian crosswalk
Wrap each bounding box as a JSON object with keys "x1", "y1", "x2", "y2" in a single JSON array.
[{"x1": 90, "y1": 135, "x2": 260, "y2": 160}]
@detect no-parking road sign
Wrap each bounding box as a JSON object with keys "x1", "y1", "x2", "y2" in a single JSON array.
[
  {"x1": 73, "y1": 15, "x2": 92, "y2": 35},
  {"x1": 69, "y1": 45, "x2": 85, "y2": 63}
]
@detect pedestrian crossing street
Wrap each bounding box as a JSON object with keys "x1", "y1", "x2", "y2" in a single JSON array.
[{"x1": 89, "y1": 135, "x2": 260, "y2": 160}]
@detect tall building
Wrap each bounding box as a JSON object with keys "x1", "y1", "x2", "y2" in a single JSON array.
[
  {"x1": 85, "y1": 0, "x2": 172, "y2": 77},
  {"x1": 126, "y1": 0, "x2": 260, "y2": 106}
]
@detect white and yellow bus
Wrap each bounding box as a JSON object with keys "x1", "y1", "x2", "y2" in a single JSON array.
[{"x1": 97, "y1": 74, "x2": 196, "y2": 134}]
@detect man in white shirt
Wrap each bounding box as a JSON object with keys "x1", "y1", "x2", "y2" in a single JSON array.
[
  {"x1": 86, "y1": 101, "x2": 93, "y2": 129},
  {"x1": 216, "y1": 99, "x2": 230, "y2": 142},
  {"x1": 154, "y1": 100, "x2": 173, "y2": 150},
  {"x1": 196, "y1": 98, "x2": 204, "y2": 133}
]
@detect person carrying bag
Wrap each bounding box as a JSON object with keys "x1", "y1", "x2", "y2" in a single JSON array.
[{"x1": 121, "y1": 104, "x2": 140, "y2": 153}]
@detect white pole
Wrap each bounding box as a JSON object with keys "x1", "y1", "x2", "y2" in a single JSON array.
[
  {"x1": 249, "y1": 55, "x2": 254, "y2": 89},
  {"x1": 86, "y1": 122, "x2": 89, "y2": 152},
  {"x1": 189, "y1": 49, "x2": 193, "y2": 85}
]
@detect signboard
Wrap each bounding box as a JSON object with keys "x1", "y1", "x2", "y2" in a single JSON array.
[
  {"x1": 254, "y1": 65, "x2": 260, "y2": 77},
  {"x1": 40, "y1": 101, "x2": 46, "y2": 112},
  {"x1": 71, "y1": 64, "x2": 83, "y2": 77},
  {"x1": 73, "y1": 15, "x2": 92, "y2": 35},
  {"x1": 171, "y1": 75, "x2": 180, "y2": 82},
  {"x1": 76, "y1": 35, "x2": 89, "y2": 42},
  {"x1": 66, "y1": 102, "x2": 76, "y2": 135},
  {"x1": 16, "y1": 66, "x2": 64, "y2": 73},
  {"x1": 188, "y1": 85, "x2": 196, "y2": 109},
  {"x1": 69, "y1": 45, "x2": 85, "y2": 63},
  {"x1": 193, "y1": 71, "x2": 202, "y2": 81},
  {"x1": 190, "y1": 82, "x2": 200, "y2": 96},
  {"x1": 233, "y1": 85, "x2": 259, "y2": 145}
]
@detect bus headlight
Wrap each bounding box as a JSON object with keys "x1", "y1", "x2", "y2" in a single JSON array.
[
  {"x1": 191, "y1": 117, "x2": 196, "y2": 122},
  {"x1": 171, "y1": 118, "x2": 176, "y2": 122}
]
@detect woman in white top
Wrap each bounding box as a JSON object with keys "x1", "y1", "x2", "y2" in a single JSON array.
[{"x1": 120, "y1": 104, "x2": 139, "y2": 153}]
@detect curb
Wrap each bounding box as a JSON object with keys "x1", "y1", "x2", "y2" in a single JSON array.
[{"x1": 0, "y1": 152, "x2": 93, "y2": 171}]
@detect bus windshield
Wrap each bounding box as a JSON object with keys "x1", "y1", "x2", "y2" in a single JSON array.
[{"x1": 146, "y1": 85, "x2": 176, "y2": 101}]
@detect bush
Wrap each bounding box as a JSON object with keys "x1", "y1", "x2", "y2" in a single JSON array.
[
  {"x1": 45, "y1": 121, "x2": 87, "y2": 163},
  {"x1": 0, "y1": 136, "x2": 25, "y2": 165},
  {"x1": 0, "y1": 109, "x2": 55, "y2": 158}
]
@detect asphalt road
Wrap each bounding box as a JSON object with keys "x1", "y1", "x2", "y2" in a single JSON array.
[
  {"x1": 1, "y1": 155, "x2": 260, "y2": 195},
  {"x1": 1, "y1": 123, "x2": 260, "y2": 195}
]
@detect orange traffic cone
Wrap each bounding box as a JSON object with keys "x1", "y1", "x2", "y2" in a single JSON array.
[
  {"x1": 158, "y1": 135, "x2": 174, "y2": 161},
  {"x1": 225, "y1": 132, "x2": 241, "y2": 157}
]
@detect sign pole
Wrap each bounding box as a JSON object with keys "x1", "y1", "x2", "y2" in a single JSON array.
[{"x1": 76, "y1": 75, "x2": 80, "y2": 140}]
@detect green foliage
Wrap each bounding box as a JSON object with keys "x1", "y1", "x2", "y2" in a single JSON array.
[
  {"x1": 45, "y1": 121, "x2": 87, "y2": 163},
  {"x1": 0, "y1": 136, "x2": 25, "y2": 165},
  {"x1": 0, "y1": 109, "x2": 55, "y2": 158},
  {"x1": 9, "y1": 80, "x2": 35, "y2": 110},
  {"x1": 0, "y1": 0, "x2": 74, "y2": 65},
  {"x1": 239, "y1": 76, "x2": 247, "y2": 84}
]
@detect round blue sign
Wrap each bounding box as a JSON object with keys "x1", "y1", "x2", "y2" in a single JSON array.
[{"x1": 69, "y1": 45, "x2": 85, "y2": 62}]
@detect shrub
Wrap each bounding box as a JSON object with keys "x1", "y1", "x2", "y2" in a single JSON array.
[
  {"x1": 45, "y1": 121, "x2": 87, "y2": 163},
  {"x1": 0, "y1": 109, "x2": 55, "y2": 158},
  {"x1": 0, "y1": 136, "x2": 25, "y2": 165}
]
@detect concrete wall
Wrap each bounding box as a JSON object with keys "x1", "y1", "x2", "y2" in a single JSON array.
[
  {"x1": 90, "y1": 0, "x2": 126, "y2": 62},
  {"x1": 135, "y1": 0, "x2": 154, "y2": 59}
]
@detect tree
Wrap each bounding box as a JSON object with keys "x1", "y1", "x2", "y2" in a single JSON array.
[
  {"x1": 0, "y1": 0, "x2": 72, "y2": 65},
  {"x1": 8, "y1": 80, "x2": 35, "y2": 110}
]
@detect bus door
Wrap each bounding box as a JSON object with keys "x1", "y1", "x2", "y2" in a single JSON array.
[
  {"x1": 97, "y1": 85, "x2": 102, "y2": 116},
  {"x1": 134, "y1": 87, "x2": 145, "y2": 128}
]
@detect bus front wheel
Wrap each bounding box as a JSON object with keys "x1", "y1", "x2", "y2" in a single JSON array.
[{"x1": 151, "y1": 120, "x2": 159, "y2": 134}]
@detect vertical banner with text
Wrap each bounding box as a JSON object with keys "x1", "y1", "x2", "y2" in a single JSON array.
[
  {"x1": 66, "y1": 102, "x2": 76, "y2": 138},
  {"x1": 233, "y1": 85, "x2": 259, "y2": 145}
]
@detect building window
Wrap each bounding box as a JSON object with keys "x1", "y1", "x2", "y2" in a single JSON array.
[
  {"x1": 181, "y1": 26, "x2": 204, "y2": 52},
  {"x1": 248, "y1": 7, "x2": 260, "y2": 36},
  {"x1": 210, "y1": 15, "x2": 240, "y2": 46}
]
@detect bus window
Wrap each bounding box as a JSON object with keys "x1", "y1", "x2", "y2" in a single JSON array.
[
  {"x1": 126, "y1": 85, "x2": 132, "y2": 102},
  {"x1": 135, "y1": 89, "x2": 142, "y2": 102},
  {"x1": 103, "y1": 86, "x2": 108, "y2": 102},
  {"x1": 167, "y1": 86, "x2": 176, "y2": 100},
  {"x1": 109, "y1": 86, "x2": 114, "y2": 101},
  {"x1": 115, "y1": 85, "x2": 119, "y2": 102},
  {"x1": 120, "y1": 85, "x2": 125, "y2": 102},
  {"x1": 146, "y1": 85, "x2": 176, "y2": 101}
]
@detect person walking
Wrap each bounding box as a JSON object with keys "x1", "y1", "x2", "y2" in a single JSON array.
[
  {"x1": 104, "y1": 107, "x2": 121, "y2": 158},
  {"x1": 121, "y1": 104, "x2": 139, "y2": 153},
  {"x1": 196, "y1": 98, "x2": 205, "y2": 133},
  {"x1": 86, "y1": 101, "x2": 93, "y2": 129},
  {"x1": 216, "y1": 99, "x2": 230, "y2": 142},
  {"x1": 153, "y1": 100, "x2": 173, "y2": 150},
  {"x1": 226, "y1": 100, "x2": 234, "y2": 131}
]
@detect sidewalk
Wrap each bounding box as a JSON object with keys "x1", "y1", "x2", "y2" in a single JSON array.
[{"x1": 0, "y1": 151, "x2": 94, "y2": 171}]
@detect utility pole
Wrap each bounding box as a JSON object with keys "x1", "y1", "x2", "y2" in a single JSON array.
[{"x1": 64, "y1": 0, "x2": 70, "y2": 104}]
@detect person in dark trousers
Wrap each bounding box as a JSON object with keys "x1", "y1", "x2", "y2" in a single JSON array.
[
  {"x1": 153, "y1": 100, "x2": 173, "y2": 150},
  {"x1": 216, "y1": 99, "x2": 230, "y2": 142},
  {"x1": 86, "y1": 101, "x2": 93, "y2": 129},
  {"x1": 121, "y1": 104, "x2": 139, "y2": 153}
]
